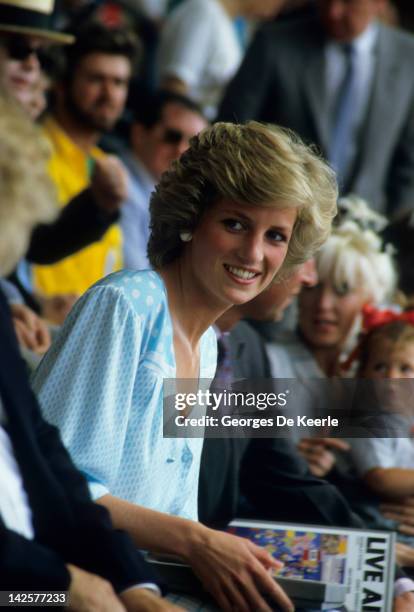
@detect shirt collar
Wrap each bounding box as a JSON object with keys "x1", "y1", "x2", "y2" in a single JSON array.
[
  {"x1": 125, "y1": 153, "x2": 157, "y2": 192},
  {"x1": 42, "y1": 115, "x2": 102, "y2": 161},
  {"x1": 328, "y1": 21, "x2": 379, "y2": 56}
]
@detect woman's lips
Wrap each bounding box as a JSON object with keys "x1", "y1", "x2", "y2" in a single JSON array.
[
  {"x1": 313, "y1": 319, "x2": 337, "y2": 332},
  {"x1": 223, "y1": 264, "x2": 261, "y2": 284}
]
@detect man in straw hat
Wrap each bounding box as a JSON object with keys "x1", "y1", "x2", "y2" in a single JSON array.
[
  {"x1": 0, "y1": 0, "x2": 73, "y2": 111},
  {"x1": 0, "y1": 0, "x2": 131, "y2": 332}
]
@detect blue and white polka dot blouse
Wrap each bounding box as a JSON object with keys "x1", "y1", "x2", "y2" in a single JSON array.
[{"x1": 32, "y1": 270, "x2": 217, "y2": 521}]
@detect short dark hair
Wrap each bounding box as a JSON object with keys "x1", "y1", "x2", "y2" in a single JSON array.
[
  {"x1": 132, "y1": 89, "x2": 205, "y2": 127},
  {"x1": 64, "y1": 20, "x2": 139, "y2": 81}
]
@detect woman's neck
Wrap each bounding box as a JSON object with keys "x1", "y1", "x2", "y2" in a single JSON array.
[{"x1": 158, "y1": 262, "x2": 229, "y2": 347}]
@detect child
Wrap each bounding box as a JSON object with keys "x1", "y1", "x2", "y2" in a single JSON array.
[{"x1": 340, "y1": 308, "x2": 414, "y2": 542}]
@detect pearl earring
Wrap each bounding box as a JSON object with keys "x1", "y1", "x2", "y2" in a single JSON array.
[{"x1": 180, "y1": 231, "x2": 192, "y2": 242}]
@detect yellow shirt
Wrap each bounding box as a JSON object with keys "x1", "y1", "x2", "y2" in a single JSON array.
[{"x1": 32, "y1": 116, "x2": 122, "y2": 297}]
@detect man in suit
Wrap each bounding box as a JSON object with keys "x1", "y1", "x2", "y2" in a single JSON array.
[{"x1": 218, "y1": 0, "x2": 414, "y2": 216}]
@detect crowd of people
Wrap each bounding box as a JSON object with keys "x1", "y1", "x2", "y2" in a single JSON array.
[{"x1": 2, "y1": 0, "x2": 414, "y2": 611}]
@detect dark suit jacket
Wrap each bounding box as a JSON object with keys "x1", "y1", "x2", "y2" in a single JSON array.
[
  {"x1": 0, "y1": 289, "x2": 157, "y2": 591},
  {"x1": 198, "y1": 321, "x2": 363, "y2": 528},
  {"x1": 218, "y1": 16, "x2": 414, "y2": 215},
  {"x1": 26, "y1": 188, "x2": 119, "y2": 265}
]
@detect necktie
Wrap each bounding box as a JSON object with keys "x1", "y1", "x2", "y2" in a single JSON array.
[
  {"x1": 329, "y1": 43, "x2": 358, "y2": 187},
  {"x1": 214, "y1": 332, "x2": 233, "y2": 390}
]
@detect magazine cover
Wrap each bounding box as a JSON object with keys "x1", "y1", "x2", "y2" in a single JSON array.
[{"x1": 227, "y1": 519, "x2": 396, "y2": 612}]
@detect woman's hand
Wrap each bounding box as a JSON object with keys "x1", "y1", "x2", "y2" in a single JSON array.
[{"x1": 186, "y1": 526, "x2": 294, "y2": 612}]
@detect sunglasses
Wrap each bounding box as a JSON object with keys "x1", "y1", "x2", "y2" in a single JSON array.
[
  {"x1": 3, "y1": 36, "x2": 48, "y2": 67},
  {"x1": 161, "y1": 128, "x2": 187, "y2": 146}
]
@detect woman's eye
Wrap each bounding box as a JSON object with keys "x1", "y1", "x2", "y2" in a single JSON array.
[
  {"x1": 334, "y1": 283, "x2": 350, "y2": 297},
  {"x1": 401, "y1": 365, "x2": 414, "y2": 374},
  {"x1": 222, "y1": 218, "x2": 244, "y2": 231},
  {"x1": 266, "y1": 230, "x2": 286, "y2": 243},
  {"x1": 373, "y1": 362, "x2": 387, "y2": 372}
]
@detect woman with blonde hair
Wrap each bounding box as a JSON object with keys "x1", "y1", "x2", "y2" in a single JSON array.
[
  {"x1": 263, "y1": 196, "x2": 396, "y2": 481},
  {"x1": 34, "y1": 120, "x2": 336, "y2": 611},
  {"x1": 266, "y1": 196, "x2": 396, "y2": 381},
  {"x1": 298, "y1": 209, "x2": 396, "y2": 377}
]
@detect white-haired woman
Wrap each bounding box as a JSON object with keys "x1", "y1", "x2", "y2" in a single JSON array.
[
  {"x1": 266, "y1": 197, "x2": 396, "y2": 380},
  {"x1": 263, "y1": 196, "x2": 396, "y2": 481}
]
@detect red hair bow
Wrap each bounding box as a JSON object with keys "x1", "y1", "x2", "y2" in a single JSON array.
[{"x1": 362, "y1": 304, "x2": 414, "y2": 332}]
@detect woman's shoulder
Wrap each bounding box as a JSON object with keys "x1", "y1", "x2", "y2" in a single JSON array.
[{"x1": 90, "y1": 269, "x2": 167, "y2": 317}]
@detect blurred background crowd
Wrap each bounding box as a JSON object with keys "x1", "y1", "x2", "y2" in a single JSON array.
[{"x1": 4, "y1": 1, "x2": 414, "y2": 610}]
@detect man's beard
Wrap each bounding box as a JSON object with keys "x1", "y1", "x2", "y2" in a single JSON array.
[{"x1": 65, "y1": 88, "x2": 119, "y2": 133}]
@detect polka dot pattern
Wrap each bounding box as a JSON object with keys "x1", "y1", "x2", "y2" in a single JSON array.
[{"x1": 32, "y1": 270, "x2": 217, "y2": 520}]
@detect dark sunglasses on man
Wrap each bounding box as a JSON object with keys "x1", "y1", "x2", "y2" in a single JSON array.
[{"x1": 2, "y1": 35, "x2": 49, "y2": 68}]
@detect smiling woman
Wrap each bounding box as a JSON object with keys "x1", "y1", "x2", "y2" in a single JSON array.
[
  {"x1": 265, "y1": 197, "x2": 397, "y2": 381},
  {"x1": 178, "y1": 199, "x2": 298, "y2": 310},
  {"x1": 298, "y1": 213, "x2": 396, "y2": 375},
  {"x1": 33, "y1": 120, "x2": 336, "y2": 612}
]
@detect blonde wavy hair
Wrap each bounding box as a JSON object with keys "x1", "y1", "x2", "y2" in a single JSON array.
[
  {"x1": 148, "y1": 121, "x2": 337, "y2": 279},
  {"x1": 0, "y1": 93, "x2": 57, "y2": 275},
  {"x1": 316, "y1": 220, "x2": 397, "y2": 304}
]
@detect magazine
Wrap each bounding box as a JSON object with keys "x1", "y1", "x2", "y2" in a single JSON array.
[{"x1": 227, "y1": 519, "x2": 396, "y2": 612}]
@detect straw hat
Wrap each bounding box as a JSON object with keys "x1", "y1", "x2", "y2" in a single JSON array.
[{"x1": 0, "y1": 0, "x2": 74, "y2": 44}]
